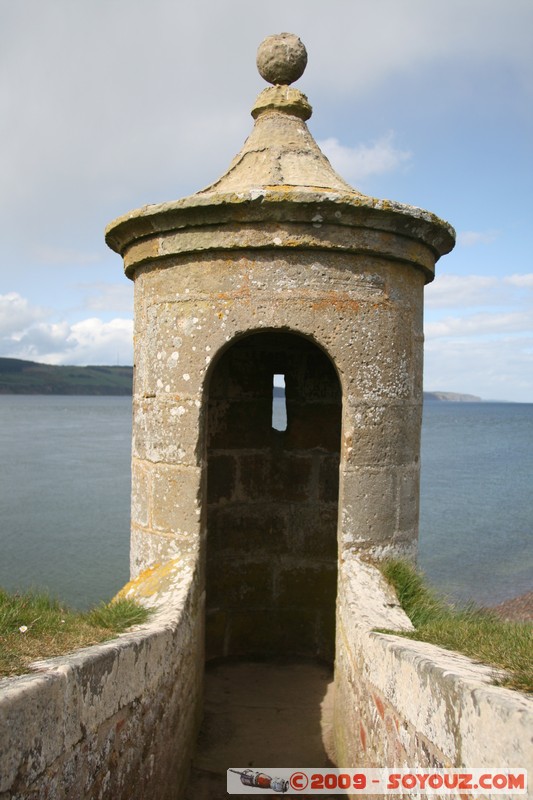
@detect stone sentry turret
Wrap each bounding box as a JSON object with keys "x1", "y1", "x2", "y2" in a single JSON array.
[{"x1": 106, "y1": 34, "x2": 454, "y2": 662}]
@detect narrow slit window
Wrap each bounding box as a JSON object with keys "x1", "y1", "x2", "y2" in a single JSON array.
[{"x1": 272, "y1": 374, "x2": 287, "y2": 431}]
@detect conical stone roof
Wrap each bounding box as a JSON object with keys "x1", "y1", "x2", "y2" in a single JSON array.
[
  {"x1": 105, "y1": 33, "x2": 455, "y2": 282},
  {"x1": 197, "y1": 86, "x2": 355, "y2": 196}
]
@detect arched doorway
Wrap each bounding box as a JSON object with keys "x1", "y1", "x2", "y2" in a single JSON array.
[{"x1": 205, "y1": 330, "x2": 342, "y2": 662}]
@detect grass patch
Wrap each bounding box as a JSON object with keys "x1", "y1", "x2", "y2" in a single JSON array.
[
  {"x1": 378, "y1": 559, "x2": 533, "y2": 694},
  {"x1": 0, "y1": 589, "x2": 150, "y2": 679}
]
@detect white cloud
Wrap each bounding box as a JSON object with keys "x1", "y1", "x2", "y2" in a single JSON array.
[
  {"x1": 5, "y1": 317, "x2": 133, "y2": 366},
  {"x1": 424, "y1": 272, "x2": 533, "y2": 400},
  {"x1": 425, "y1": 275, "x2": 499, "y2": 309},
  {"x1": 1, "y1": 293, "x2": 133, "y2": 365},
  {"x1": 426, "y1": 272, "x2": 533, "y2": 312},
  {"x1": 318, "y1": 133, "x2": 412, "y2": 183},
  {"x1": 8, "y1": 321, "x2": 71, "y2": 353},
  {"x1": 80, "y1": 283, "x2": 133, "y2": 314},
  {"x1": 425, "y1": 311, "x2": 531, "y2": 339},
  {"x1": 0, "y1": 292, "x2": 49, "y2": 337},
  {"x1": 64, "y1": 318, "x2": 133, "y2": 365},
  {"x1": 457, "y1": 230, "x2": 500, "y2": 247},
  {"x1": 424, "y1": 334, "x2": 533, "y2": 402},
  {"x1": 504, "y1": 273, "x2": 533, "y2": 288},
  {"x1": 32, "y1": 246, "x2": 102, "y2": 266}
]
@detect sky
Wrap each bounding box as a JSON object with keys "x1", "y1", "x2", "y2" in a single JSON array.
[{"x1": 1, "y1": 0, "x2": 532, "y2": 401}]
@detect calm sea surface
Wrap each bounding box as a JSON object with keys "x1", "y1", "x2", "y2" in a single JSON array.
[{"x1": 0, "y1": 396, "x2": 531, "y2": 609}]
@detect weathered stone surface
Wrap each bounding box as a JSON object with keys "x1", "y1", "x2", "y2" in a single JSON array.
[
  {"x1": 0, "y1": 559, "x2": 203, "y2": 800},
  {"x1": 204, "y1": 330, "x2": 341, "y2": 661},
  {"x1": 334, "y1": 558, "x2": 533, "y2": 778},
  {"x1": 108, "y1": 189, "x2": 453, "y2": 271},
  {"x1": 342, "y1": 401, "x2": 422, "y2": 468},
  {"x1": 131, "y1": 460, "x2": 202, "y2": 539},
  {"x1": 150, "y1": 463, "x2": 202, "y2": 535},
  {"x1": 340, "y1": 467, "x2": 399, "y2": 549},
  {"x1": 129, "y1": 524, "x2": 196, "y2": 578},
  {"x1": 207, "y1": 504, "x2": 288, "y2": 554},
  {"x1": 132, "y1": 395, "x2": 202, "y2": 466},
  {"x1": 256, "y1": 32, "x2": 307, "y2": 85}
]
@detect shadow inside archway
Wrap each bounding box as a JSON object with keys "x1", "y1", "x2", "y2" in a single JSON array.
[{"x1": 185, "y1": 658, "x2": 336, "y2": 799}]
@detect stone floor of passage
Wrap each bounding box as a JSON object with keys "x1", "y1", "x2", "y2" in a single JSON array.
[{"x1": 184, "y1": 658, "x2": 336, "y2": 799}]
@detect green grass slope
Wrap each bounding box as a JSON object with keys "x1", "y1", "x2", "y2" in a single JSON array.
[{"x1": 0, "y1": 358, "x2": 133, "y2": 395}]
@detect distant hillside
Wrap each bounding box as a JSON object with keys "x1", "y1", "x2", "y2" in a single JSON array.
[
  {"x1": 0, "y1": 358, "x2": 483, "y2": 400},
  {"x1": 423, "y1": 391, "x2": 482, "y2": 403},
  {"x1": 0, "y1": 358, "x2": 133, "y2": 395}
]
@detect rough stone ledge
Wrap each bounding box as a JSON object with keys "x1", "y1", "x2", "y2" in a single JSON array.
[
  {"x1": 106, "y1": 189, "x2": 455, "y2": 250},
  {"x1": 0, "y1": 556, "x2": 201, "y2": 799},
  {"x1": 145, "y1": 222, "x2": 432, "y2": 264},
  {"x1": 337, "y1": 556, "x2": 533, "y2": 774}
]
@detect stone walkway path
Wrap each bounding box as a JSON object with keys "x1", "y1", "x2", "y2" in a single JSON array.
[{"x1": 184, "y1": 659, "x2": 336, "y2": 799}]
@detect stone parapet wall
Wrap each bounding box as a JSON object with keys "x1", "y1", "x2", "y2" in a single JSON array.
[
  {"x1": 3, "y1": 554, "x2": 529, "y2": 800},
  {"x1": 0, "y1": 558, "x2": 203, "y2": 800},
  {"x1": 334, "y1": 558, "x2": 533, "y2": 799}
]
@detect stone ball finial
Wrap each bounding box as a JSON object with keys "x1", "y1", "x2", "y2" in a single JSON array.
[{"x1": 256, "y1": 33, "x2": 308, "y2": 85}]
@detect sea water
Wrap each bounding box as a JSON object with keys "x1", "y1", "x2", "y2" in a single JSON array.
[
  {"x1": 419, "y1": 402, "x2": 533, "y2": 605},
  {"x1": 0, "y1": 396, "x2": 531, "y2": 609},
  {"x1": 0, "y1": 396, "x2": 131, "y2": 609}
]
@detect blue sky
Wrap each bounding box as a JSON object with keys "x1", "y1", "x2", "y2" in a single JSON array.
[{"x1": 1, "y1": 0, "x2": 532, "y2": 400}]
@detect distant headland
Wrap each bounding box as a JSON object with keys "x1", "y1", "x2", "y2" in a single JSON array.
[
  {"x1": 0, "y1": 357, "x2": 483, "y2": 401},
  {"x1": 423, "y1": 391, "x2": 482, "y2": 403}
]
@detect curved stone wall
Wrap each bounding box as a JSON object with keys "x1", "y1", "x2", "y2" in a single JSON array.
[
  {"x1": 334, "y1": 558, "x2": 533, "y2": 793},
  {"x1": 0, "y1": 558, "x2": 203, "y2": 800},
  {"x1": 129, "y1": 247, "x2": 426, "y2": 581},
  {"x1": 1, "y1": 556, "x2": 531, "y2": 799}
]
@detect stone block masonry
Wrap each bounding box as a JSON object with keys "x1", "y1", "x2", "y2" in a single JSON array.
[
  {"x1": 122, "y1": 249, "x2": 433, "y2": 577},
  {"x1": 0, "y1": 559, "x2": 203, "y2": 800},
  {"x1": 334, "y1": 559, "x2": 533, "y2": 800},
  {"x1": 1, "y1": 556, "x2": 531, "y2": 799},
  {"x1": 205, "y1": 332, "x2": 340, "y2": 662}
]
